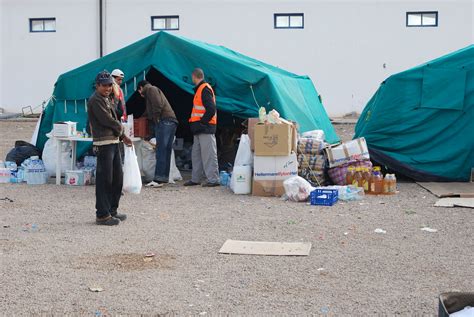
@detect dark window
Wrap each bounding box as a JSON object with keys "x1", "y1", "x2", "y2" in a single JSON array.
[
  {"x1": 151, "y1": 15, "x2": 179, "y2": 31},
  {"x1": 29, "y1": 18, "x2": 56, "y2": 32},
  {"x1": 406, "y1": 11, "x2": 438, "y2": 27},
  {"x1": 274, "y1": 13, "x2": 304, "y2": 29}
]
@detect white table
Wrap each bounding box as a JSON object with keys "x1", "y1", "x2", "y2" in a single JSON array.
[
  {"x1": 54, "y1": 136, "x2": 92, "y2": 185},
  {"x1": 54, "y1": 136, "x2": 142, "y2": 185}
]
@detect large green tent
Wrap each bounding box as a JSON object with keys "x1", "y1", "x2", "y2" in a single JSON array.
[
  {"x1": 355, "y1": 45, "x2": 474, "y2": 182},
  {"x1": 36, "y1": 31, "x2": 338, "y2": 158}
]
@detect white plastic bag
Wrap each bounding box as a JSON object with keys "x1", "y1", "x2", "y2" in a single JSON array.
[
  {"x1": 234, "y1": 134, "x2": 253, "y2": 166},
  {"x1": 283, "y1": 176, "x2": 315, "y2": 202},
  {"x1": 123, "y1": 145, "x2": 142, "y2": 194},
  {"x1": 301, "y1": 129, "x2": 325, "y2": 141},
  {"x1": 141, "y1": 141, "x2": 156, "y2": 182},
  {"x1": 42, "y1": 132, "x2": 72, "y2": 176}
]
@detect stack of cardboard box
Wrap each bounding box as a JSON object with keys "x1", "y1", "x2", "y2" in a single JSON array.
[{"x1": 248, "y1": 119, "x2": 298, "y2": 197}]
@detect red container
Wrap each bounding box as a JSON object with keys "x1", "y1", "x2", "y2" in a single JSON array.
[{"x1": 133, "y1": 117, "x2": 149, "y2": 138}]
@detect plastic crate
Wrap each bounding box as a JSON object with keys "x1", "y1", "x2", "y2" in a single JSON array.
[
  {"x1": 310, "y1": 188, "x2": 338, "y2": 206},
  {"x1": 133, "y1": 117, "x2": 149, "y2": 138}
]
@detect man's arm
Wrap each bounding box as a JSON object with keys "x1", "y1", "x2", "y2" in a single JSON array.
[{"x1": 200, "y1": 87, "x2": 216, "y2": 124}]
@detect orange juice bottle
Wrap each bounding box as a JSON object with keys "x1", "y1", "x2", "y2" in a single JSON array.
[
  {"x1": 353, "y1": 167, "x2": 363, "y2": 188},
  {"x1": 371, "y1": 167, "x2": 383, "y2": 194},
  {"x1": 362, "y1": 168, "x2": 371, "y2": 193},
  {"x1": 383, "y1": 174, "x2": 390, "y2": 194},
  {"x1": 345, "y1": 167, "x2": 354, "y2": 185}
]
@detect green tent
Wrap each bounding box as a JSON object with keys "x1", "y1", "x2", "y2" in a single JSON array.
[
  {"x1": 355, "y1": 45, "x2": 474, "y2": 182},
  {"x1": 36, "y1": 31, "x2": 339, "y2": 158}
]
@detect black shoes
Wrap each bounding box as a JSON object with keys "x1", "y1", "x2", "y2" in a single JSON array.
[
  {"x1": 96, "y1": 216, "x2": 120, "y2": 226},
  {"x1": 183, "y1": 180, "x2": 200, "y2": 186},
  {"x1": 112, "y1": 213, "x2": 127, "y2": 221},
  {"x1": 202, "y1": 182, "x2": 220, "y2": 187}
]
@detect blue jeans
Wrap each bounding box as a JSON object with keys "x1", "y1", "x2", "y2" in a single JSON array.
[{"x1": 153, "y1": 119, "x2": 178, "y2": 182}]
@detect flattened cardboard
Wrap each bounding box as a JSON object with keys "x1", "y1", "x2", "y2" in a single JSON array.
[
  {"x1": 219, "y1": 240, "x2": 312, "y2": 256},
  {"x1": 254, "y1": 123, "x2": 292, "y2": 156},
  {"x1": 417, "y1": 182, "x2": 474, "y2": 198},
  {"x1": 434, "y1": 198, "x2": 474, "y2": 208}
]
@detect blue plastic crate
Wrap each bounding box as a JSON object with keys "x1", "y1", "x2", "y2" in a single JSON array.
[{"x1": 310, "y1": 189, "x2": 338, "y2": 206}]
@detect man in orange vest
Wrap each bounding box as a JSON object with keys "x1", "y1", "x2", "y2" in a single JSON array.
[{"x1": 184, "y1": 68, "x2": 219, "y2": 187}]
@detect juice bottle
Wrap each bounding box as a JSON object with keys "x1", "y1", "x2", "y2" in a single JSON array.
[
  {"x1": 383, "y1": 174, "x2": 390, "y2": 194},
  {"x1": 371, "y1": 167, "x2": 383, "y2": 194},
  {"x1": 362, "y1": 168, "x2": 371, "y2": 193},
  {"x1": 345, "y1": 167, "x2": 354, "y2": 185},
  {"x1": 353, "y1": 167, "x2": 362, "y2": 188}
]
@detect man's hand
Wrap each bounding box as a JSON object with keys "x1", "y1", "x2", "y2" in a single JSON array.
[{"x1": 122, "y1": 135, "x2": 133, "y2": 147}]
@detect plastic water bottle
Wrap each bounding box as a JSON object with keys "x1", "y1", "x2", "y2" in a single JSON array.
[{"x1": 219, "y1": 171, "x2": 229, "y2": 186}]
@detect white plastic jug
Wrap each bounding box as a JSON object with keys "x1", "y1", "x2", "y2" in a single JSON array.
[{"x1": 231, "y1": 165, "x2": 252, "y2": 195}]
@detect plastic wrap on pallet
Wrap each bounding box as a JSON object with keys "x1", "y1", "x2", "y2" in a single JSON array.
[
  {"x1": 297, "y1": 137, "x2": 325, "y2": 155},
  {"x1": 297, "y1": 153, "x2": 327, "y2": 186},
  {"x1": 328, "y1": 160, "x2": 372, "y2": 185}
]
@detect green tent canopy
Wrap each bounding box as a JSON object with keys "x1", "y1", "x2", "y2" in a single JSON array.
[
  {"x1": 355, "y1": 45, "x2": 474, "y2": 182},
  {"x1": 36, "y1": 31, "x2": 339, "y2": 158}
]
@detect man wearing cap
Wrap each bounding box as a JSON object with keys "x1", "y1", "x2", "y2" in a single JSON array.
[
  {"x1": 88, "y1": 70, "x2": 132, "y2": 226},
  {"x1": 136, "y1": 80, "x2": 178, "y2": 187},
  {"x1": 111, "y1": 69, "x2": 127, "y2": 122}
]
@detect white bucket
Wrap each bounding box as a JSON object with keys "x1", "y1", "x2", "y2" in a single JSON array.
[{"x1": 232, "y1": 165, "x2": 252, "y2": 195}]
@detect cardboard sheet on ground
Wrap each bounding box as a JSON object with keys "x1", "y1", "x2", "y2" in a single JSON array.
[
  {"x1": 434, "y1": 198, "x2": 474, "y2": 208},
  {"x1": 219, "y1": 240, "x2": 311, "y2": 256},
  {"x1": 417, "y1": 182, "x2": 474, "y2": 198}
]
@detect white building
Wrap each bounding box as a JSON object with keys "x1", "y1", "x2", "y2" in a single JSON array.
[{"x1": 1, "y1": 0, "x2": 473, "y2": 116}]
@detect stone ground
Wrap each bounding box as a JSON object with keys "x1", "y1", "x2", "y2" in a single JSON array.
[{"x1": 0, "y1": 120, "x2": 472, "y2": 316}]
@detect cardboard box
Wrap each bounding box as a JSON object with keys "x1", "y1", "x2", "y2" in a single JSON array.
[
  {"x1": 324, "y1": 137, "x2": 370, "y2": 168},
  {"x1": 254, "y1": 123, "x2": 294, "y2": 156},
  {"x1": 252, "y1": 153, "x2": 298, "y2": 197},
  {"x1": 53, "y1": 121, "x2": 77, "y2": 137},
  {"x1": 246, "y1": 118, "x2": 259, "y2": 151},
  {"x1": 65, "y1": 170, "x2": 92, "y2": 186}
]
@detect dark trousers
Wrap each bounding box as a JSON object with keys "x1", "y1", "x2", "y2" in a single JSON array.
[
  {"x1": 153, "y1": 119, "x2": 178, "y2": 182},
  {"x1": 95, "y1": 143, "x2": 123, "y2": 218}
]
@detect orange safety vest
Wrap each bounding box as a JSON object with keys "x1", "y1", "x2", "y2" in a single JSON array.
[{"x1": 189, "y1": 83, "x2": 217, "y2": 125}]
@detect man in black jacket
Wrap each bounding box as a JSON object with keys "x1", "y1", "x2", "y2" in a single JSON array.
[
  {"x1": 88, "y1": 70, "x2": 132, "y2": 226},
  {"x1": 184, "y1": 68, "x2": 219, "y2": 187}
]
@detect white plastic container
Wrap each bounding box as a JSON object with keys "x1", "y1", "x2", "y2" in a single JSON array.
[
  {"x1": 231, "y1": 165, "x2": 252, "y2": 195},
  {"x1": 0, "y1": 168, "x2": 10, "y2": 183}
]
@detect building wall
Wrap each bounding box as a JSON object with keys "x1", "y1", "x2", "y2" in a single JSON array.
[
  {"x1": 0, "y1": 0, "x2": 98, "y2": 112},
  {"x1": 1, "y1": 0, "x2": 473, "y2": 116}
]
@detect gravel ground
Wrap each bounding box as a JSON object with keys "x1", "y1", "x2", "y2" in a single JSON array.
[{"x1": 0, "y1": 120, "x2": 473, "y2": 316}]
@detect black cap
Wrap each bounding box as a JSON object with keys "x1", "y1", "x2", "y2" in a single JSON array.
[{"x1": 95, "y1": 70, "x2": 114, "y2": 85}]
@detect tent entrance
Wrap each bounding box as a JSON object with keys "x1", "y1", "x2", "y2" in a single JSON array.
[{"x1": 125, "y1": 68, "x2": 244, "y2": 170}]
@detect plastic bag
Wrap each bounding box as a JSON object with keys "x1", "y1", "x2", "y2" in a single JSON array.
[
  {"x1": 42, "y1": 134, "x2": 72, "y2": 177},
  {"x1": 283, "y1": 176, "x2": 315, "y2": 202},
  {"x1": 315, "y1": 185, "x2": 364, "y2": 201},
  {"x1": 234, "y1": 134, "x2": 253, "y2": 166},
  {"x1": 301, "y1": 130, "x2": 325, "y2": 141},
  {"x1": 123, "y1": 145, "x2": 142, "y2": 194}
]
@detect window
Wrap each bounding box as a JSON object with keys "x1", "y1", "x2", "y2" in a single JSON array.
[
  {"x1": 151, "y1": 16, "x2": 179, "y2": 31},
  {"x1": 406, "y1": 12, "x2": 438, "y2": 27},
  {"x1": 274, "y1": 13, "x2": 304, "y2": 29},
  {"x1": 29, "y1": 18, "x2": 56, "y2": 32}
]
